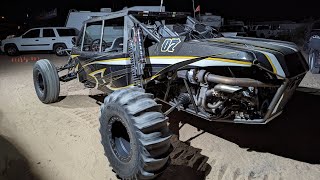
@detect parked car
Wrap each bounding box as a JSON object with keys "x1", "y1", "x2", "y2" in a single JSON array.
[
  {"x1": 251, "y1": 25, "x2": 282, "y2": 39},
  {"x1": 219, "y1": 24, "x2": 248, "y2": 37},
  {"x1": 303, "y1": 20, "x2": 320, "y2": 53},
  {"x1": 0, "y1": 27, "x2": 79, "y2": 56},
  {"x1": 306, "y1": 20, "x2": 320, "y2": 40}
]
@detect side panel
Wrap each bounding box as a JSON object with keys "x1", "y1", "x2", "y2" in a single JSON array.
[{"x1": 72, "y1": 47, "x2": 131, "y2": 91}]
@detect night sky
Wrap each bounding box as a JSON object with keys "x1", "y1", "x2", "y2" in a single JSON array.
[{"x1": 0, "y1": 0, "x2": 319, "y2": 23}]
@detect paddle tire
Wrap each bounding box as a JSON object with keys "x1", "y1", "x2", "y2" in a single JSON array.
[{"x1": 99, "y1": 87, "x2": 171, "y2": 179}]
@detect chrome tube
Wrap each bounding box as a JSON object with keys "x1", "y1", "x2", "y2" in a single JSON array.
[
  {"x1": 264, "y1": 79, "x2": 289, "y2": 119},
  {"x1": 207, "y1": 101, "x2": 223, "y2": 109},
  {"x1": 205, "y1": 73, "x2": 278, "y2": 88},
  {"x1": 213, "y1": 84, "x2": 242, "y2": 93},
  {"x1": 202, "y1": 89, "x2": 223, "y2": 110}
]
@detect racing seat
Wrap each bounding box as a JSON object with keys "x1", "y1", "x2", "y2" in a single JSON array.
[{"x1": 104, "y1": 37, "x2": 124, "y2": 52}]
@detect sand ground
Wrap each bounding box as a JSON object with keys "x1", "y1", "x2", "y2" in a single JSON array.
[{"x1": 0, "y1": 53, "x2": 320, "y2": 180}]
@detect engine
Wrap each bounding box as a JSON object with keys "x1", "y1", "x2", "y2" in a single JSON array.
[{"x1": 167, "y1": 69, "x2": 279, "y2": 122}]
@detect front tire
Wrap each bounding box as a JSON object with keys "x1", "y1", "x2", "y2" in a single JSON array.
[
  {"x1": 99, "y1": 87, "x2": 171, "y2": 179},
  {"x1": 5, "y1": 44, "x2": 19, "y2": 56},
  {"x1": 33, "y1": 59, "x2": 60, "y2": 104},
  {"x1": 308, "y1": 50, "x2": 320, "y2": 74}
]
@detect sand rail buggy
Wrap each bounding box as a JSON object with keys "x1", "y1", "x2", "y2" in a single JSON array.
[{"x1": 33, "y1": 7, "x2": 309, "y2": 179}]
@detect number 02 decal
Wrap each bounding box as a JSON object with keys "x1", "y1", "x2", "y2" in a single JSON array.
[{"x1": 161, "y1": 38, "x2": 181, "y2": 53}]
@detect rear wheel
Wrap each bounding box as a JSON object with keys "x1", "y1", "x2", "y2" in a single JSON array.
[
  {"x1": 99, "y1": 87, "x2": 171, "y2": 179},
  {"x1": 54, "y1": 44, "x2": 67, "y2": 56},
  {"x1": 308, "y1": 50, "x2": 320, "y2": 74},
  {"x1": 33, "y1": 59, "x2": 60, "y2": 104}
]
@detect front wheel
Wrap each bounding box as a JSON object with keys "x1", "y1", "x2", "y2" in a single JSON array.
[
  {"x1": 5, "y1": 45, "x2": 19, "y2": 56},
  {"x1": 99, "y1": 87, "x2": 171, "y2": 179},
  {"x1": 308, "y1": 50, "x2": 320, "y2": 74},
  {"x1": 33, "y1": 59, "x2": 60, "y2": 104}
]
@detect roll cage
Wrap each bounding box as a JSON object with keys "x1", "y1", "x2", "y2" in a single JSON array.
[{"x1": 74, "y1": 10, "x2": 220, "y2": 54}]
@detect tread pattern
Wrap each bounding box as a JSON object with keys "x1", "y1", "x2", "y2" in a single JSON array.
[
  {"x1": 99, "y1": 87, "x2": 171, "y2": 179},
  {"x1": 33, "y1": 59, "x2": 60, "y2": 104}
]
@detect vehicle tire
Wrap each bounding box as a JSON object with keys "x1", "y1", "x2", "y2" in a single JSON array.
[
  {"x1": 5, "y1": 44, "x2": 19, "y2": 56},
  {"x1": 33, "y1": 59, "x2": 60, "y2": 104},
  {"x1": 54, "y1": 44, "x2": 67, "y2": 56},
  {"x1": 99, "y1": 87, "x2": 171, "y2": 179},
  {"x1": 309, "y1": 50, "x2": 320, "y2": 74}
]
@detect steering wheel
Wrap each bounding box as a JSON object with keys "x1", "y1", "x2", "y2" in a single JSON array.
[{"x1": 90, "y1": 39, "x2": 108, "y2": 52}]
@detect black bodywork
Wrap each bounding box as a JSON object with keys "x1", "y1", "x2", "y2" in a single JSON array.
[{"x1": 58, "y1": 10, "x2": 308, "y2": 124}]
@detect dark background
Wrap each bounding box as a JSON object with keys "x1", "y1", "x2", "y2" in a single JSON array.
[
  {"x1": 1, "y1": 0, "x2": 319, "y2": 22},
  {"x1": 0, "y1": 0, "x2": 319, "y2": 38}
]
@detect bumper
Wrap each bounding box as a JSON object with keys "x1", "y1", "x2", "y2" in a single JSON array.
[{"x1": 232, "y1": 72, "x2": 306, "y2": 124}]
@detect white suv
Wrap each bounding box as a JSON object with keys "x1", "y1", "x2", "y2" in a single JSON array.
[{"x1": 0, "y1": 27, "x2": 78, "y2": 56}]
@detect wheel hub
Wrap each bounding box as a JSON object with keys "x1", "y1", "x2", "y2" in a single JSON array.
[
  {"x1": 8, "y1": 47, "x2": 16, "y2": 54},
  {"x1": 108, "y1": 116, "x2": 132, "y2": 162},
  {"x1": 56, "y1": 47, "x2": 64, "y2": 55},
  {"x1": 37, "y1": 71, "x2": 45, "y2": 93}
]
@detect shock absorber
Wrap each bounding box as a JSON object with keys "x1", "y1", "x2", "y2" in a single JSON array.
[{"x1": 129, "y1": 26, "x2": 146, "y2": 87}]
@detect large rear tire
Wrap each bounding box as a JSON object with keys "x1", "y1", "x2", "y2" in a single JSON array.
[
  {"x1": 99, "y1": 87, "x2": 171, "y2": 179},
  {"x1": 33, "y1": 59, "x2": 60, "y2": 104}
]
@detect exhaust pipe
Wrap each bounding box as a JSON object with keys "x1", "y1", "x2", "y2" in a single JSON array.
[
  {"x1": 202, "y1": 89, "x2": 224, "y2": 111},
  {"x1": 204, "y1": 85, "x2": 241, "y2": 110},
  {"x1": 214, "y1": 84, "x2": 242, "y2": 93},
  {"x1": 196, "y1": 71, "x2": 278, "y2": 88}
]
